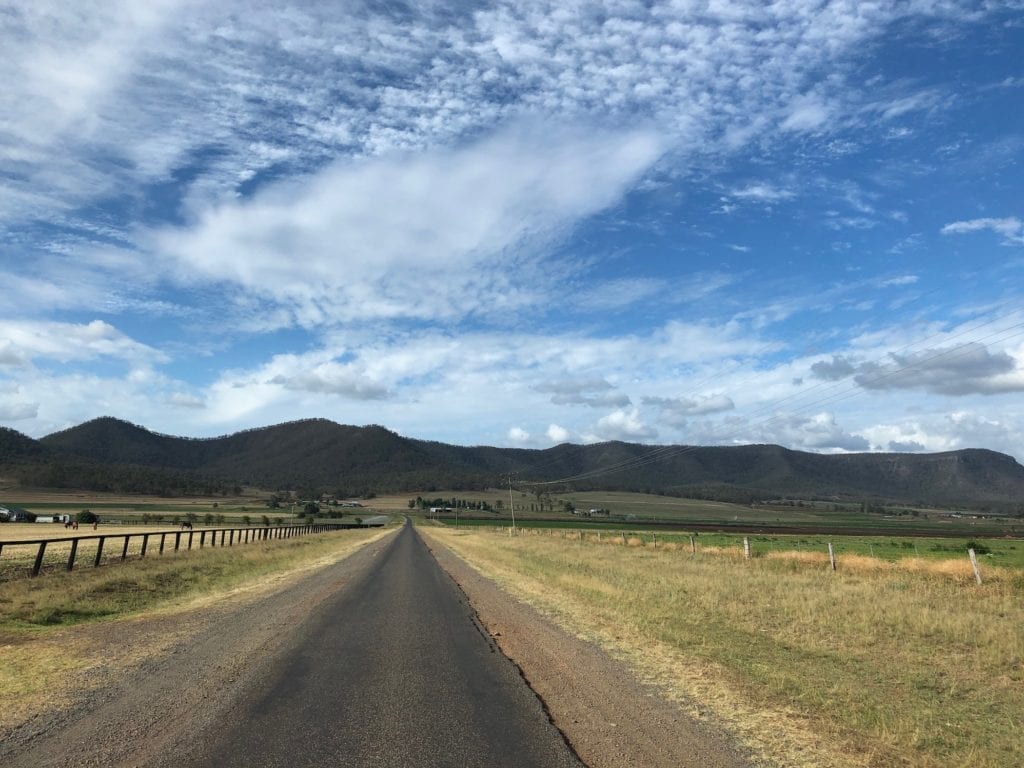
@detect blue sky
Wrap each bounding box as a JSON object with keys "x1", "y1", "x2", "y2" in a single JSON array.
[{"x1": 2, "y1": 1, "x2": 1023, "y2": 462}]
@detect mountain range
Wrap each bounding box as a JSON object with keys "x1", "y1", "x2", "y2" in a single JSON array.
[{"x1": 2, "y1": 417, "x2": 1024, "y2": 511}]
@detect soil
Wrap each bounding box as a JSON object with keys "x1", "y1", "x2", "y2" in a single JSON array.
[{"x1": 2, "y1": 527, "x2": 753, "y2": 768}]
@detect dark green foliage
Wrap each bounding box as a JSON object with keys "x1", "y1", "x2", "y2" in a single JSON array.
[{"x1": 76, "y1": 509, "x2": 98, "y2": 524}]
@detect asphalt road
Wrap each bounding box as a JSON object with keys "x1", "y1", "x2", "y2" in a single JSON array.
[{"x1": 182, "y1": 522, "x2": 584, "y2": 768}]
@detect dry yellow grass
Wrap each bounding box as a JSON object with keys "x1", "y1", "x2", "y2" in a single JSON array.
[
  {"x1": 0, "y1": 522, "x2": 323, "y2": 580},
  {"x1": 426, "y1": 527, "x2": 1024, "y2": 768}
]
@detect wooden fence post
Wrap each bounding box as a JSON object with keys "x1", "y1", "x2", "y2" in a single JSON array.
[
  {"x1": 67, "y1": 538, "x2": 79, "y2": 571},
  {"x1": 120, "y1": 536, "x2": 130, "y2": 561},
  {"x1": 968, "y1": 548, "x2": 983, "y2": 585},
  {"x1": 743, "y1": 537, "x2": 751, "y2": 560},
  {"x1": 621, "y1": 532, "x2": 627, "y2": 545},
  {"x1": 94, "y1": 536, "x2": 106, "y2": 567},
  {"x1": 31, "y1": 541, "x2": 47, "y2": 577},
  {"x1": 652, "y1": 532, "x2": 657, "y2": 549},
  {"x1": 828, "y1": 542, "x2": 836, "y2": 571},
  {"x1": 689, "y1": 535, "x2": 696, "y2": 554}
]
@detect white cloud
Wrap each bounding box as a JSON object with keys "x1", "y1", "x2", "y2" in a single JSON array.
[
  {"x1": 591, "y1": 409, "x2": 657, "y2": 442},
  {"x1": 546, "y1": 424, "x2": 571, "y2": 443},
  {"x1": 507, "y1": 427, "x2": 530, "y2": 443},
  {"x1": 749, "y1": 412, "x2": 870, "y2": 452},
  {"x1": 941, "y1": 217, "x2": 1024, "y2": 245},
  {"x1": 780, "y1": 94, "x2": 832, "y2": 132},
  {"x1": 731, "y1": 183, "x2": 795, "y2": 203},
  {"x1": 153, "y1": 124, "x2": 663, "y2": 328},
  {"x1": 0, "y1": 320, "x2": 165, "y2": 365}
]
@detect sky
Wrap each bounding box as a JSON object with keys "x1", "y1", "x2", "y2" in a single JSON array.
[{"x1": 1, "y1": 1, "x2": 1023, "y2": 464}]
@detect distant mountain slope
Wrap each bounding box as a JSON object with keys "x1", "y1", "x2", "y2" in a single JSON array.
[
  {"x1": 6, "y1": 416, "x2": 1022, "y2": 507},
  {"x1": 0, "y1": 426, "x2": 48, "y2": 461}
]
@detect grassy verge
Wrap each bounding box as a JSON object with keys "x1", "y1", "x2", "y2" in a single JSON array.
[
  {"x1": 426, "y1": 527, "x2": 1024, "y2": 768},
  {"x1": 461, "y1": 526, "x2": 1024, "y2": 569},
  {"x1": 0, "y1": 528, "x2": 389, "y2": 634}
]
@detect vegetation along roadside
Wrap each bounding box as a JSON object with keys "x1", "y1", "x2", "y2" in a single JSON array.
[{"x1": 426, "y1": 525, "x2": 1024, "y2": 768}]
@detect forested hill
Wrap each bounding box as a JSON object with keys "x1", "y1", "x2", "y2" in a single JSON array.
[{"x1": 0, "y1": 416, "x2": 1022, "y2": 508}]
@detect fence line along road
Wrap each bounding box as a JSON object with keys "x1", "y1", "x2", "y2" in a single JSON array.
[{"x1": 0, "y1": 522, "x2": 364, "y2": 580}]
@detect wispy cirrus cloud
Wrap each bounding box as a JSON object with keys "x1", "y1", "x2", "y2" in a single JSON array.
[
  {"x1": 942, "y1": 217, "x2": 1024, "y2": 245},
  {"x1": 151, "y1": 124, "x2": 662, "y2": 328}
]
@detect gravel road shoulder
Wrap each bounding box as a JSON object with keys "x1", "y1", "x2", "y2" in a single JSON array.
[
  {"x1": 424, "y1": 531, "x2": 756, "y2": 768},
  {"x1": 0, "y1": 530, "x2": 398, "y2": 768}
]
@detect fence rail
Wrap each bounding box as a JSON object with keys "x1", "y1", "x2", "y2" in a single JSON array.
[{"x1": 0, "y1": 522, "x2": 363, "y2": 580}]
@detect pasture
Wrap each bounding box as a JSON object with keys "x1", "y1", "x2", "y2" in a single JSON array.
[
  {"x1": 443, "y1": 523, "x2": 1024, "y2": 570},
  {"x1": 426, "y1": 525, "x2": 1024, "y2": 768},
  {"x1": 376, "y1": 487, "x2": 1024, "y2": 537}
]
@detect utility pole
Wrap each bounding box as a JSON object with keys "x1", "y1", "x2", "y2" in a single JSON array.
[{"x1": 508, "y1": 475, "x2": 516, "y2": 534}]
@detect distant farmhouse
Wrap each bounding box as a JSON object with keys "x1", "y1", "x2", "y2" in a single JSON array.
[{"x1": 0, "y1": 505, "x2": 35, "y2": 522}]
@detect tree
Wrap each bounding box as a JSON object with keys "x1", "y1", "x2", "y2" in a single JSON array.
[
  {"x1": 77, "y1": 509, "x2": 98, "y2": 524},
  {"x1": 303, "y1": 501, "x2": 320, "y2": 517}
]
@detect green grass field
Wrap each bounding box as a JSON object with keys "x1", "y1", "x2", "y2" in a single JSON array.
[{"x1": 378, "y1": 487, "x2": 1024, "y2": 535}]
